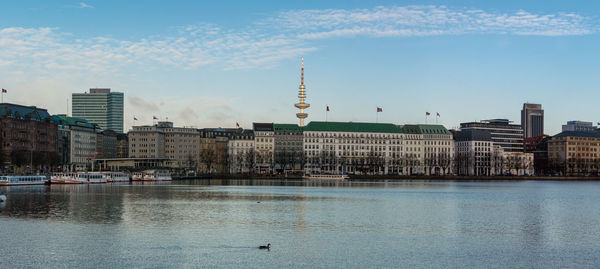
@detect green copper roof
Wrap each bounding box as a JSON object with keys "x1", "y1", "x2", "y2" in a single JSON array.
[
  {"x1": 274, "y1": 123, "x2": 302, "y2": 133},
  {"x1": 52, "y1": 115, "x2": 96, "y2": 129},
  {"x1": 303, "y1": 121, "x2": 402, "y2": 133},
  {"x1": 401, "y1": 124, "x2": 451, "y2": 135}
]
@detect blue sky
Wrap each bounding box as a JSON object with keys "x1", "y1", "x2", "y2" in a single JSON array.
[{"x1": 1, "y1": 1, "x2": 599, "y2": 134}]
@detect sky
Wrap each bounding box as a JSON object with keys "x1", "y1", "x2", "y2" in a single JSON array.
[{"x1": 1, "y1": 0, "x2": 599, "y2": 135}]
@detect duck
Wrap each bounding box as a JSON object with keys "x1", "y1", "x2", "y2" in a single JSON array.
[
  {"x1": 258, "y1": 243, "x2": 271, "y2": 249},
  {"x1": 0, "y1": 195, "x2": 6, "y2": 202}
]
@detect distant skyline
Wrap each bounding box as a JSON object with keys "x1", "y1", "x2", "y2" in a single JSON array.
[{"x1": 1, "y1": 0, "x2": 600, "y2": 134}]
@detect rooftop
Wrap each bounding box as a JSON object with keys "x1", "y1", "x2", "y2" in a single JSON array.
[
  {"x1": 553, "y1": 131, "x2": 600, "y2": 139},
  {"x1": 0, "y1": 103, "x2": 52, "y2": 122},
  {"x1": 52, "y1": 115, "x2": 96, "y2": 129},
  {"x1": 401, "y1": 124, "x2": 452, "y2": 135},
  {"x1": 303, "y1": 121, "x2": 402, "y2": 133}
]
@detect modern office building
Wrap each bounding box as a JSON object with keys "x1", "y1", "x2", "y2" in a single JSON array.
[
  {"x1": 562, "y1": 121, "x2": 597, "y2": 133},
  {"x1": 460, "y1": 119, "x2": 524, "y2": 152},
  {"x1": 72, "y1": 88, "x2": 124, "y2": 133},
  {"x1": 521, "y1": 103, "x2": 544, "y2": 138}
]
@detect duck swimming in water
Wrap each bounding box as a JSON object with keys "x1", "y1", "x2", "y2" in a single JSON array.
[{"x1": 258, "y1": 243, "x2": 270, "y2": 249}]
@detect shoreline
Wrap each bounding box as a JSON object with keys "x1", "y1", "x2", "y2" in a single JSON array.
[{"x1": 172, "y1": 174, "x2": 600, "y2": 182}]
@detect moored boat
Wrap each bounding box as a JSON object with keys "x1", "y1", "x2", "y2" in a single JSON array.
[
  {"x1": 302, "y1": 174, "x2": 349, "y2": 181},
  {"x1": 103, "y1": 172, "x2": 130, "y2": 182},
  {"x1": 142, "y1": 170, "x2": 172, "y2": 181},
  {"x1": 0, "y1": 175, "x2": 48, "y2": 186},
  {"x1": 51, "y1": 172, "x2": 107, "y2": 184}
]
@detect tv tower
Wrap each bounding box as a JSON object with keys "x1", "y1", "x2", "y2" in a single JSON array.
[{"x1": 294, "y1": 57, "x2": 310, "y2": 126}]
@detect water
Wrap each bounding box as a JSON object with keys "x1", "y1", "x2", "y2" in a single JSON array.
[{"x1": 1, "y1": 180, "x2": 600, "y2": 268}]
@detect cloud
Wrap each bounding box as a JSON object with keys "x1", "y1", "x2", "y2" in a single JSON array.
[
  {"x1": 79, "y1": 2, "x2": 94, "y2": 9},
  {"x1": 0, "y1": 6, "x2": 593, "y2": 77},
  {"x1": 274, "y1": 6, "x2": 594, "y2": 38},
  {"x1": 128, "y1": 95, "x2": 160, "y2": 113}
]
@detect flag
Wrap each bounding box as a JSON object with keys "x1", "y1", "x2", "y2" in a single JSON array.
[
  {"x1": 1, "y1": 88, "x2": 6, "y2": 93},
  {"x1": 326, "y1": 106, "x2": 330, "y2": 112},
  {"x1": 153, "y1": 116, "x2": 158, "y2": 120},
  {"x1": 426, "y1": 112, "x2": 430, "y2": 116},
  {"x1": 236, "y1": 122, "x2": 240, "y2": 128},
  {"x1": 436, "y1": 112, "x2": 440, "y2": 117},
  {"x1": 87, "y1": 152, "x2": 91, "y2": 161},
  {"x1": 134, "y1": 116, "x2": 138, "y2": 121},
  {"x1": 377, "y1": 107, "x2": 383, "y2": 112}
]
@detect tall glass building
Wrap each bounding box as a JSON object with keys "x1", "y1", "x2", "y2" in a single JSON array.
[{"x1": 72, "y1": 88, "x2": 124, "y2": 133}]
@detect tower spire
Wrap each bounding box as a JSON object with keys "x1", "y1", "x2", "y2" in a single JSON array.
[{"x1": 295, "y1": 56, "x2": 310, "y2": 127}]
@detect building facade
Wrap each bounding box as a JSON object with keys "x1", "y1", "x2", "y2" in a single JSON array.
[
  {"x1": 128, "y1": 122, "x2": 168, "y2": 159},
  {"x1": 253, "y1": 123, "x2": 275, "y2": 173},
  {"x1": 460, "y1": 119, "x2": 524, "y2": 152},
  {"x1": 302, "y1": 121, "x2": 404, "y2": 175},
  {"x1": 274, "y1": 124, "x2": 303, "y2": 172},
  {"x1": 72, "y1": 88, "x2": 124, "y2": 133},
  {"x1": 0, "y1": 103, "x2": 59, "y2": 172},
  {"x1": 228, "y1": 130, "x2": 255, "y2": 174},
  {"x1": 402, "y1": 124, "x2": 454, "y2": 176},
  {"x1": 53, "y1": 115, "x2": 100, "y2": 170},
  {"x1": 521, "y1": 103, "x2": 544, "y2": 138},
  {"x1": 548, "y1": 131, "x2": 600, "y2": 175}
]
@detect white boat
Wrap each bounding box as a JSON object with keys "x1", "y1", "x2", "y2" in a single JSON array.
[
  {"x1": 0, "y1": 175, "x2": 48, "y2": 186},
  {"x1": 51, "y1": 172, "x2": 107, "y2": 184},
  {"x1": 302, "y1": 174, "x2": 349, "y2": 181},
  {"x1": 103, "y1": 172, "x2": 130, "y2": 182},
  {"x1": 131, "y1": 172, "x2": 144, "y2": 181},
  {"x1": 142, "y1": 170, "x2": 172, "y2": 181}
]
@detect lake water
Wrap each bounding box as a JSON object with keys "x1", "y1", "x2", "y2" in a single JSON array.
[{"x1": 1, "y1": 180, "x2": 600, "y2": 268}]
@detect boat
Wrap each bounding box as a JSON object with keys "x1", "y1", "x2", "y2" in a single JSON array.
[
  {"x1": 302, "y1": 174, "x2": 349, "y2": 180},
  {"x1": 103, "y1": 172, "x2": 130, "y2": 182},
  {"x1": 0, "y1": 175, "x2": 48, "y2": 186},
  {"x1": 131, "y1": 172, "x2": 144, "y2": 182},
  {"x1": 142, "y1": 170, "x2": 172, "y2": 181},
  {"x1": 51, "y1": 172, "x2": 107, "y2": 184}
]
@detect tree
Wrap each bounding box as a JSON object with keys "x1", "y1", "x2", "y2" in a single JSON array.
[
  {"x1": 200, "y1": 148, "x2": 215, "y2": 174},
  {"x1": 244, "y1": 148, "x2": 256, "y2": 174}
]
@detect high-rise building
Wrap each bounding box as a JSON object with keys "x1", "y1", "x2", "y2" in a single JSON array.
[
  {"x1": 72, "y1": 88, "x2": 124, "y2": 133},
  {"x1": 521, "y1": 103, "x2": 544, "y2": 138},
  {"x1": 460, "y1": 119, "x2": 524, "y2": 152}
]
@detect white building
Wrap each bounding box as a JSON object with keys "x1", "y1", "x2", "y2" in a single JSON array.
[
  {"x1": 402, "y1": 124, "x2": 454, "y2": 176},
  {"x1": 228, "y1": 130, "x2": 255, "y2": 174},
  {"x1": 302, "y1": 121, "x2": 404, "y2": 175}
]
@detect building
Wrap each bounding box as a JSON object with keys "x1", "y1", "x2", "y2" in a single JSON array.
[
  {"x1": 562, "y1": 121, "x2": 597, "y2": 133},
  {"x1": 402, "y1": 124, "x2": 454, "y2": 176},
  {"x1": 53, "y1": 115, "x2": 100, "y2": 170},
  {"x1": 460, "y1": 119, "x2": 524, "y2": 152},
  {"x1": 128, "y1": 122, "x2": 168, "y2": 159},
  {"x1": 294, "y1": 58, "x2": 310, "y2": 127},
  {"x1": 228, "y1": 130, "x2": 255, "y2": 174},
  {"x1": 524, "y1": 134, "x2": 549, "y2": 152},
  {"x1": 302, "y1": 121, "x2": 404, "y2": 175},
  {"x1": 548, "y1": 131, "x2": 600, "y2": 175},
  {"x1": 454, "y1": 129, "x2": 498, "y2": 176},
  {"x1": 116, "y1": 133, "x2": 128, "y2": 158},
  {"x1": 274, "y1": 124, "x2": 303, "y2": 172},
  {"x1": 521, "y1": 103, "x2": 544, "y2": 138},
  {"x1": 96, "y1": 130, "x2": 119, "y2": 159},
  {"x1": 253, "y1": 123, "x2": 275, "y2": 173},
  {"x1": 72, "y1": 88, "x2": 124, "y2": 133},
  {"x1": 0, "y1": 103, "x2": 59, "y2": 172}
]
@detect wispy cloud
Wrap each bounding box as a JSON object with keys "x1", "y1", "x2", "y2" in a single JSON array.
[
  {"x1": 79, "y1": 2, "x2": 94, "y2": 9},
  {"x1": 273, "y1": 6, "x2": 594, "y2": 38}
]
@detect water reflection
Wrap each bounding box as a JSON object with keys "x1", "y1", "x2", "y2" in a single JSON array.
[{"x1": 1, "y1": 180, "x2": 600, "y2": 268}]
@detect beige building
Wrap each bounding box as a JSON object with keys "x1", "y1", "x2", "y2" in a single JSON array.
[
  {"x1": 403, "y1": 125, "x2": 454, "y2": 176},
  {"x1": 548, "y1": 131, "x2": 600, "y2": 175},
  {"x1": 128, "y1": 123, "x2": 167, "y2": 159},
  {"x1": 253, "y1": 123, "x2": 274, "y2": 173}
]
